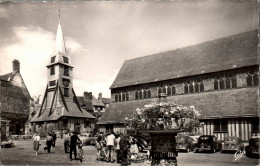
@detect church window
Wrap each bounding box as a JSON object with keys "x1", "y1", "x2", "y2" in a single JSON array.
[
  {"x1": 64, "y1": 66, "x2": 69, "y2": 76},
  {"x1": 189, "y1": 82, "x2": 194, "y2": 93},
  {"x1": 138, "y1": 90, "x2": 143, "y2": 99},
  {"x1": 148, "y1": 89, "x2": 151, "y2": 98},
  {"x1": 214, "y1": 79, "x2": 219, "y2": 90},
  {"x1": 126, "y1": 92, "x2": 129, "y2": 101},
  {"x1": 50, "y1": 66, "x2": 55, "y2": 75},
  {"x1": 184, "y1": 83, "x2": 189, "y2": 94},
  {"x1": 200, "y1": 82, "x2": 204, "y2": 92},
  {"x1": 167, "y1": 86, "x2": 171, "y2": 96},
  {"x1": 247, "y1": 71, "x2": 259, "y2": 87},
  {"x1": 225, "y1": 78, "x2": 231, "y2": 89},
  {"x1": 51, "y1": 56, "x2": 56, "y2": 63},
  {"x1": 195, "y1": 82, "x2": 199, "y2": 92},
  {"x1": 171, "y1": 86, "x2": 176, "y2": 95},
  {"x1": 135, "y1": 91, "x2": 138, "y2": 100},
  {"x1": 162, "y1": 86, "x2": 166, "y2": 94},
  {"x1": 219, "y1": 78, "x2": 225, "y2": 90},
  {"x1": 64, "y1": 88, "x2": 69, "y2": 97},
  {"x1": 144, "y1": 89, "x2": 147, "y2": 99},
  {"x1": 119, "y1": 93, "x2": 121, "y2": 102},
  {"x1": 158, "y1": 87, "x2": 161, "y2": 95},
  {"x1": 115, "y1": 94, "x2": 118, "y2": 102},
  {"x1": 63, "y1": 56, "x2": 69, "y2": 63},
  {"x1": 122, "y1": 93, "x2": 126, "y2": 101},
  {"x1": 231, "y1": 76, "x2": 237, "y2": 88}
]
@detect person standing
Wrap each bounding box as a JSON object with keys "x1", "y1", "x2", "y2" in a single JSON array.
[
  {"x1": 61, "y1": 131, "x2": 63, "y2": 139},
  {"x1": 70, "y1": 131, "x2": 81, "y2": 161},
  {"x1": 95, "y1": 132, "x2": 104, "y2": 160},
  {"x1": 52, "y1": 131, "x2": 57, "y2": 147},
  {"x1": 64, "y1": 132, "x2": 71, "y2": 153},
  {"x1": 115, "y1": 133, "x2": 121, "y2": 163},
  {"x1": 46, "y1": 132, "x2": 53, "y2": 153},
  {"x1": 33, "y1": 132, "x2": 40, "y2": 155},
  {"x1": 120, "y1": 134, "x2": 130, "y2": 166},
  {"x1": 106, "y1": 131, "x2": 116, "y2": 163}
]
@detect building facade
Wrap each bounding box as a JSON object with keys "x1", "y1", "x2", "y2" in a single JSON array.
[
  {"x1": 0, "y1": 60, "x2": 31, "y2": 139},
  {"x1": 99, "y1": 30, "x2": 259, "y2": 141},
  {"x1": 30, "y1": 19, "x2": 95, "y2": 134}
]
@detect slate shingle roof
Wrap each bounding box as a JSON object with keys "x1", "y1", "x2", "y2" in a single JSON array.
[
  {"x1": 110, "y1": 30, "x2": 258, "y2": 89},
  {"x1": 0, "y1": 72, "x2": 16, "y2": 81},
  {"x1": 102, "y1": 98, "x2": 112, "y2": 104},
  {"x1": 99, "y1": 87, "x2": 259, "y2": 124},
  {"x1": 31, "y1": 101, "x2": 95, "y2": 122},
  {"x1": 77, "y1": 97, "x2": 93, "y2": 111}
]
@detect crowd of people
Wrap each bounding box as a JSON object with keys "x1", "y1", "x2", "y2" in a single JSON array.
[
  {"x1": 32, "y1": 130, "x2": 144, "y2": 165},
  {"x1": 95, "y1": 131, "x2": 143, "y2": 165}
]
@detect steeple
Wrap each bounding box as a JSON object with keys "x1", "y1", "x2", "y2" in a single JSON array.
[{"x1": 54, "y1": 9, "x2": 66, "y2": 55}]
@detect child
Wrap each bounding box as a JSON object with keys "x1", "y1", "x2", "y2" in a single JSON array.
[
  {"x1": 130, "y1": 139, "x2": 139, "y2": 159},
  {"x1": 77, "y1": 142, "x2": 84, "y2": 163}
]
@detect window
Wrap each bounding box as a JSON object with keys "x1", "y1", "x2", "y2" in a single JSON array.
[
  {"x1": 51, "y1": 56, "x2": 56, "y2": 63},
  {"x1": 135, "y1": 91, "x2": 138, "y2": 100},
  {"x1": 49, "y1": 80, "x2": 56, "y2": 87},
  {"x1": 252, "y1": 117, "x2": 259, "y2": 132},
  {"x1": 247, "y1": 72, "x2": 259, "y2": 86},
  {"x1": 115, "y1": 94, "x2": 118, "y2": 102},
  {"x1": 50, "y1": 66, "x2": 55, "y2": 75},
  {"x1": 63, "y1": 56, "x2": 69, "y2": 63},
  {"x1": 144, "y1": 89, "x2": 147, "y2": 99},
  {"x1": 122, "y1": 93, "x2": 126, "y2": 101},
  {"x1": 167, "y1": 86, "x2": 171, "y2": 96},
  {"x1": 119, "y1": 93, "x2": 121, "y2": 101},
  {"x1": 138, "y1": 90, "x2": 143, "y2": 99},
  {"x1": 214, "y1": 74, "x2": 237, "y2": 90},
  {"x1": 126, "y1": 92, "x2": 129, "y2": 101},
  {"x1": 64, "y1": 66, "x2": 69, "y2": 76},
  {"x1": 64, "y1": 88, "x2": 69, "y2": 97},
  {"x1": 184, "y1": 84, "x2": 189, "y2": 93},
  {"x1": 214, "y1": 119, "x2": 228, "y2": 132},
  {"x1": 189, "y1": 83, "x2": 194, "y2": 93},
  {"x1": 148, "y1": 89, "x2": 151, "y2": 98},
  {"x1": 84, "y1": 120, "x2": 91, "y2": 128}
]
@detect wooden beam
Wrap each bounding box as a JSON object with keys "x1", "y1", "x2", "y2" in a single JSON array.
[
  {"x1": 38, "y1": 85, "x2": 48, "y2": 118},
  {"x1": 49, "y1": 82, "x2": 59, "y2": 117},
  {"x1": 72, "y1": 88, "x2": 83, "y2": 113},
  {"x1": 59, "y1": 86, "x2": 69, "y2": 112}
]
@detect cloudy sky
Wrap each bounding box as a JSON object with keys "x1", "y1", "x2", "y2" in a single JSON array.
[{"x1": 0, "y1": 1, "x2": 258, "y2": 99}]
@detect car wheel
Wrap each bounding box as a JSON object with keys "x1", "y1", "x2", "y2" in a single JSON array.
[
  {"x1": 187, "y1": 148, "x2": 190, "y2": 153},
  {"x1": 212, "y1": 148, "x2": 216, "y2": 153}
]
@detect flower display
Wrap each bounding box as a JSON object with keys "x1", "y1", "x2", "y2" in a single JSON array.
[{"x1": 125, "y1": 102, "x2": 201, "y2": 132}]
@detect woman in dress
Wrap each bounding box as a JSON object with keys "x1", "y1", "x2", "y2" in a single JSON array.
[{"x1": 33, "y1": 132, "x2": 40, "y2": 155}]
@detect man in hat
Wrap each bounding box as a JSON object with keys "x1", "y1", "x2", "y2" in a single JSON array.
[{"x1": 70, "y1": 131, "x2": 81, "y2": 160}]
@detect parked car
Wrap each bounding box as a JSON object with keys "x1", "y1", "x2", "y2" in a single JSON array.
[
  {"x1": 176, "y1": 135, "x2": 195, "y2": 152},
  {"x1": 78, "y1": 133, "x2": 97, "y2": 146},
  {"x1": 221, "y1": 136, "x2": 244, "y2": 152},
  {"x1": 194, "y1": 135, "x2": 221, "y2": 153},
  {"x1": 245, "y1": 136, "x2": 260, "y2": 158},
  {"x1": 189, "y1": 135, "x2": 200, "y2": 149}
]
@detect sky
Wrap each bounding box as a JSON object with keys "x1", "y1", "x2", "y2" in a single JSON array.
[{"x1": 0, "y1": 1, "x2": 258, "y2": 100}]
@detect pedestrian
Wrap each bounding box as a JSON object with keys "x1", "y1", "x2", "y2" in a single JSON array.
[
  {"x1": 52, "y1": 131, "x2": 57, "y2": 147},
  {"x1": 119, "y1": 134, "x2": 130, "y2": 166},
  {"x1": 64, "y1": 132, "x2": 71, "y2": 153},
  {"x1": 61, "y1": 131, "x2": 63, "y2": 139},
  {"x1": 45, "y1": 132, "x2": 53, "y2": 153},
  {"x1": 105, "y1": 131, "x2": 116, "y2": 163},
  {"x1": 115, "y1": 133, "x2": 121, "y2": 163},
  {"x1": 130, "y1": 138, "x2": 139, "y2": 159},
  {"x1": 70, "y1": 131, "x2": 81, "y2": 161},
  {"x1": 95, "y1": 132, "x2": 104, "y2": 160},
  {"x1": 33, "y1": 132, "x2": 40, "y2": 155}
]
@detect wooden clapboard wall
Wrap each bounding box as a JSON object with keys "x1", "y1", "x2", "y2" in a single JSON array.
[{"x1": 203, "y1": 118, "x2": 257, "y2": 141}]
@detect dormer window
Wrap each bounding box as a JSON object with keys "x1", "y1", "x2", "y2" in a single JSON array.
[
  {"x1": 51, "y1": 56, "x2": 56, "y2": 63},
  {"x1": 63, "y1": 56, "x2": 69, "y2": 63},
  {"x1": 64, "y1": 66, "x2": 69, "y2": 76},
  {"x1": 50, "y1": 66, "x2": 55, "y2": 75}
]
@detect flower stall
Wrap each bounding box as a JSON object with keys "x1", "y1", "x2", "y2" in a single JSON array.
[{"x1": 125, "y1": 101, "x2": 201, "y2": 165}]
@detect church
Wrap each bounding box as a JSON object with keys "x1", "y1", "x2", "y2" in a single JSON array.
[
  {"x1": 98, "y1": 30, "x2": 259, "y2": 141},
  {"x1": 30, "y1": 19, "x2": 95, "y2": 134}
]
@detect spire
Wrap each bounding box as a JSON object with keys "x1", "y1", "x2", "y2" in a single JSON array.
[{"x1": 54, "y1": 7, "x2": 66, "y2": 55}]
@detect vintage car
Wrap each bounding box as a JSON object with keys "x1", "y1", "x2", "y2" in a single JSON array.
[
  {"x1": 78, "y1": 133, "x2": 97, "y2": 146},
  {"x1": 131, "y1": 135, "x2": 149, "y2": 152},
  {"x1": 221, "y1": 136, "x2": 244, "y2": 152},
  {"x1": 245, "y1": 136, "x2": 260, "y2": 158},
  {"x1": 194, "y1": 135, "x2": 221, "y2": 153},
  {"x1": 176, "y1": 135, "x2": 195, "y2": 152}
]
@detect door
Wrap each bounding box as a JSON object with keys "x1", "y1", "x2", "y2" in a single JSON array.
[{"x1": 106, "y1": 124, "x2": 113, "y2": 134}]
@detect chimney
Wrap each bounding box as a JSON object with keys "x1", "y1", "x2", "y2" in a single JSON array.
[
  {"x1": 84, "y1": 91, "x2": 92, "y2": 100},
  {"x1": 98, "y1": 93, "x2": 102, "y2": 100},
  {"x1": 159, "y1": 93, "x2": 167, "y2": 103},
  {"x1": 13, "y1": 59, "x2": 20, "y2": 72}
]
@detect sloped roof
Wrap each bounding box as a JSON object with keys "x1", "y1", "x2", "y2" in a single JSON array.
[
  {"x1": 31, "y1": 101, "x2": 95, "y2": 122},
  {"x1": 91, "y1": 96, "x2": 105, "y2": 107},
  {"x1": 110, "y1": 30, "x2": 258, "y2": 89},
  {"x1": 99, "y1": 87, "x2": 259, "y2": 124},
  {"x1": 0, "y1": 72, "x2": 15, "y2": 81},
  {"x1": 77, "y1": 97, "x2": 93, "y2": 110},
  {"x1": 102, "y1": 98, "x2": 112, "y2": 104}
]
